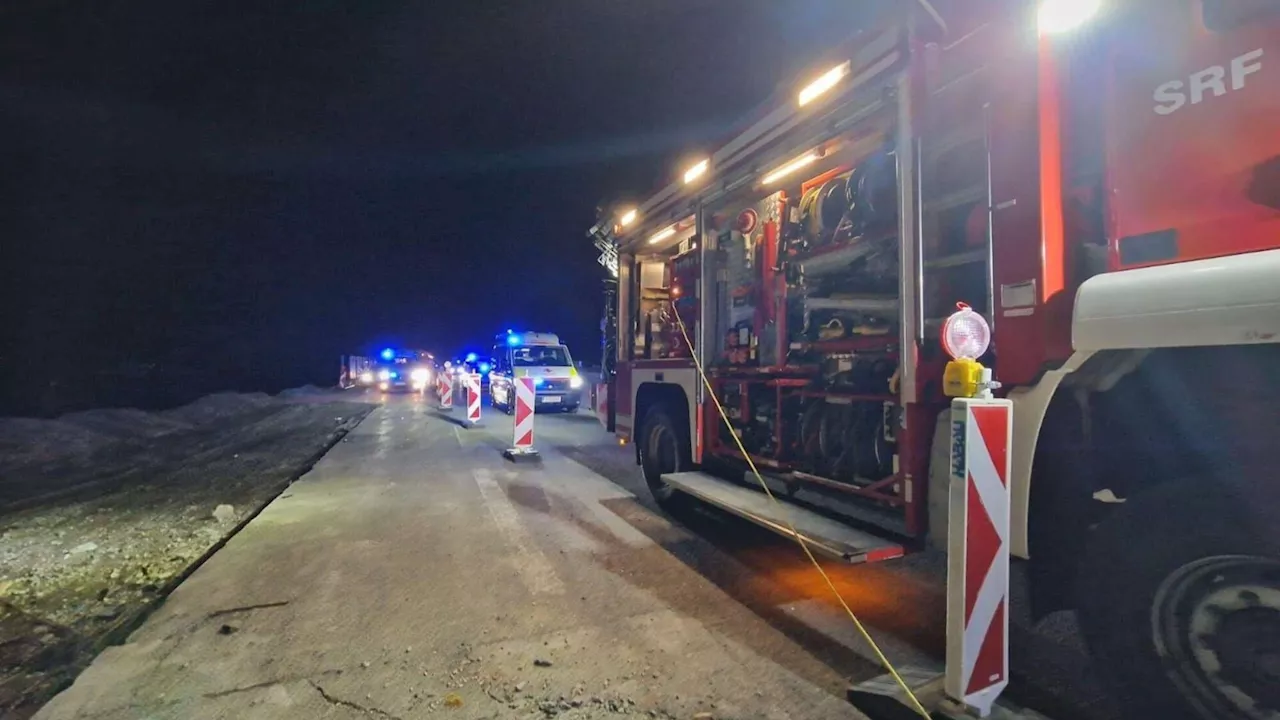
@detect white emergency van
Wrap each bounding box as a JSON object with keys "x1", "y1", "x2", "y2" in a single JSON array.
[{"x1": 488, "y1": 331, "x2": 584, "y2": 413}]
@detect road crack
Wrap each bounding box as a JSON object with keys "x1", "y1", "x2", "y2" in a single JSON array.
[
  {"x1": 203, "y1": 679, "x2": 281, "y2": 699},
  {"x1": 206, "y1": 600, "x2": 290, "y2": 618},
  {"x1": 309, "y1": 679, "x2": 405, "y2": 720},
  {"x1": 203, "y1": 669, "x2": 343, "y2": 700}
]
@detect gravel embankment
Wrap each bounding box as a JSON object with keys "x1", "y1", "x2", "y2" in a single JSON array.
[{"x1": 0, "y1": 389, "x2": 374, "y2": 718}]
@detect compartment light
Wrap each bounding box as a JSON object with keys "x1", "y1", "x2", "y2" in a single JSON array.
[
  {"x1": 798, "y1": 62, "x2": 850, "y2": 106},
  {"x1": 683, "y1": 159, "x2": 709, "y2": 184},
  {"x1": 649, "y1": 226, "x2": 676, "y2": 244},
  {"x1": 761, "y1": 152, "x2": 820, "y2": 185}
]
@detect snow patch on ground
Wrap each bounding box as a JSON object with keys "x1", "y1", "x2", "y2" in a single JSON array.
[
  {"x1": 60, "y1": 407, "x2": 193, "y2": 439},
  {"x1": 160, "y1": 391, "x2": 279, "y2": 424},
  {"x1": 276, "y1": 384, "x2": 334, "y2": 399}
]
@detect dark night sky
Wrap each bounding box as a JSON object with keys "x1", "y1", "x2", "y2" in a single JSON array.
[{"x1": 2, "y1": 0, "x2": 886, "y2": 415}]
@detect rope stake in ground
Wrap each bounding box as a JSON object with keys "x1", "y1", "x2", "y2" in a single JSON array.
[{"x1": 669, "y1": 306, "x2": 932, "y2": 720}]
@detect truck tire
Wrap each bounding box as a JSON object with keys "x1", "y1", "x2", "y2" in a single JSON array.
[
  {"x1": 1077, "y1": 481, "x2": 1280, "y2": 720},
  {"x1": 639, "y1": 408, "x2": 690, "y2": 510}
]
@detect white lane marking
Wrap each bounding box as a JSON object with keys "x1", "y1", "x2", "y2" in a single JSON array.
[
  {"x1": 453, "y1": 426, "x2": 463, "y2": 447},
  {"x1": 472, "y1": 468, "x2": 565, "y2": 595}
]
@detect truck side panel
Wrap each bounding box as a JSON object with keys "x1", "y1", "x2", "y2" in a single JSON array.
[{"x1": 1108, "y1": 0, "x2": 1280, "y2": 268}]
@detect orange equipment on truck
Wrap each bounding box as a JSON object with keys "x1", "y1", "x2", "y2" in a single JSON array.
[{"x1": 587, "y1": 2, "x2": 1280, "y2": 719}]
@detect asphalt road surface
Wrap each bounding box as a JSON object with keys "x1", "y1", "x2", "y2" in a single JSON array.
[{"x1": 35, "y1": 392, "x2": 1121, "y2": 720}]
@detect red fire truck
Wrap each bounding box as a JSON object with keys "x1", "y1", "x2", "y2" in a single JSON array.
[{"x1": 587, "y1": 1, "x2": 1280, "y2": 718}]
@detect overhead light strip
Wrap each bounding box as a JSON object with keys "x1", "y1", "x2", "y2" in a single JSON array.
[
  {"x1": 648, "y1": 226, "x2": 676, "y2": 244},
  {"x1": 761, "y1": 151, "x2": 821, "y2": 185},
  {"x1": 683, "y1": 159, "x2": 709, "y2": 184},
  {"x1": 798, "y1": 61, "x2": 851, "y2": 106}
]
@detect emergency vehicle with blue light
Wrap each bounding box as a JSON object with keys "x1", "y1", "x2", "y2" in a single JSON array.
[
  {"x1": 488, "y1": 331, "x2": 585, "y2": 413},
  {"x1": 587, "y1": 2, "x2": 1280, "y2": 718},
  {"x1": 372, "y1": 348, "x2": 432, "y2": 394}
]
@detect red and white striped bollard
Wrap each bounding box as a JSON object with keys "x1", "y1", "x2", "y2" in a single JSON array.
[
  {"x1": 503, "y1": 377, "x2": 538, "y2": 460},
  {"x1": 465, "y1": 373, "x2": 482, "y2": 426},
  {"x1": 437, "y1": 372, "x2": 453, "y2": 411},
  {"x1": 945, "y1": 396, "x2": 1012, "y2": 717}
]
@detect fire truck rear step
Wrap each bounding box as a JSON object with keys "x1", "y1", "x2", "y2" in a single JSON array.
[
  {"x1": 662, "y1": 472, "x2": 905, "y2": 564},
  {"x1": 770, "y1": 476, "x2": 911, "y2": 538}
]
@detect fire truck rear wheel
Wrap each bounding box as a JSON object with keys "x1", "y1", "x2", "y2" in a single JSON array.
[
  {"x1": 1077, "y1": 482, "x2": 1280, "y2": 720},
  {"x1": 639, "y1": 409, "x2": 690, "y2": 510}
]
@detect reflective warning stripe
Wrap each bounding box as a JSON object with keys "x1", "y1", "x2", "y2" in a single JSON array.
[
  {"x1": 438, "y1": 374, "x2": 453, "y2": 409},
  {"x1": 513, "y1": 378, "x2": 535, "y2": 448},
  {"x1": 964, "y1": 405, "x2": 1009, "y2": 696},
  {"x1": 946, "y1": 398, "x2": 1011, "y2": 716},
  {"x1": 466, "y1": 373, "x2": 482, "y2": 424}
]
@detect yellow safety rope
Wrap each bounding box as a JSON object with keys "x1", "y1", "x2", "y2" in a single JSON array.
[{"x1": 669, "y1": 307, "x2": 932, "y2": 720}]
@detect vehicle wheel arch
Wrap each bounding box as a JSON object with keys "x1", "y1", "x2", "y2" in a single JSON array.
[
  {"x1": 633, "y1": 381, "x2": 691, "y2": 465},
  {"x1": 636, "y1": 401, "x2": 694, "y2": 510},
  {"x1": 1016, "y1": 349, "x2": 1149, "y2": 616},
  {"x1": 1026, "y1": 345, "x2": 1280, "y2": 619}
]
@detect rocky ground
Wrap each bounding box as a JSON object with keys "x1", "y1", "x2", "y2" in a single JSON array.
[
  {"x1": 0, "y1": 389, "x2": 374, "y2": 718},
  {"x1": 277, "y1": 638, "x2": 725, "y2": 719}
]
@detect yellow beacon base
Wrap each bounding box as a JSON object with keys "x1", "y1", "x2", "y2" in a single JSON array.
[{"x1": 943, "y1": 358, "x2": 985, "y2": 399}]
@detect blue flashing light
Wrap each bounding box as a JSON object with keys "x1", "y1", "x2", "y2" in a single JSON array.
[
  {"x1": 381, "y1": 348, "x2": 395, "y2": 360},
  {"x1": 506, "y1": 328, "x2": 513, "y2": 334},
  {"x1": 507, "y1": 334, "x2": 521, "y2": 346},
  {"x1": 479, "y1": 362, "x2": 491, "y2": 373},
  {"x1": 533, "y1": 376, "x2": 545, "y2": 387},
  {"x1": 389, "y1": 371, "x2": 398, "y2": 379},
  {"x1": 465, "y1": 352, "x2": 478, "y2": 363}
]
